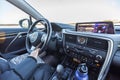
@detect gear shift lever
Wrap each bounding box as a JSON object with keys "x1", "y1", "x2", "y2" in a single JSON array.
[
  {"x1": 52, "y1": 64, "x2": 72, "y2": 80},
  {"x1": 56, "y1": 64, "x2": 64, "y2": 74},
  {"x1": 52, "y1": 64, "x2": 64, "y2": 80}
]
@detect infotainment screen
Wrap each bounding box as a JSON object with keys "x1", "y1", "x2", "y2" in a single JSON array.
[{"x1": 76, "y1": 21, "x2": 115, "y2": 34}]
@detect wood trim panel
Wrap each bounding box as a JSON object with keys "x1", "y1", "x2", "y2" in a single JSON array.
[{"x1": 0, "y1": 32, "x2": 6, "y2": 43}]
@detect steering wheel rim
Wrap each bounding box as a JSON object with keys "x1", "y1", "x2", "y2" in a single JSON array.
[{"x1": 26, "y1": 18, "x2": 52, "y2": 54}]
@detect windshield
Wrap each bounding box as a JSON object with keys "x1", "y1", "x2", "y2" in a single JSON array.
[
  {"x1": 1, "y1": 0, "x2": 120, "y2": 24},
  {"x1": 26, "y1": 0, "x2": 120, "y2": 23}
]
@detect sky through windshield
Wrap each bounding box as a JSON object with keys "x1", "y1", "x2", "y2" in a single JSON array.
[{"x1": 0, "y1": 0, "x2": 120, "y2": 24}]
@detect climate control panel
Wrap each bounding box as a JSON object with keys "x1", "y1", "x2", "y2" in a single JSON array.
[{"x1": 65, "y1": 42, "x2": 106, "y2": 68}]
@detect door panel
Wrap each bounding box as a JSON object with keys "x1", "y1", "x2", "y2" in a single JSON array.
[{"x1": 0, "y1": 28, "x2": 28, "y2": 55}]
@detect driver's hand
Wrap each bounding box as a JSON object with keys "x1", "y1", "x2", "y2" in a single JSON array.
[{"x1": 29, "y1": 48, "x2": 40, "y2": 59}]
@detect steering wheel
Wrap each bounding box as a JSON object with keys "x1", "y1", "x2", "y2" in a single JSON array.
[{"x1": 26, "y1": 18, "x2": 52, "y2": 54}]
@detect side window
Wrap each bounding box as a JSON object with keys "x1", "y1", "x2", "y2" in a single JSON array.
[
  {"x1": 31, "y1": 18, "x2": 45, "y2": 29},
  {"x1": 0, "y1": 0, "x2": 28, "y2": 28}
]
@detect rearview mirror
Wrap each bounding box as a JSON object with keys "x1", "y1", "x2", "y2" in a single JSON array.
[{"x1": 19, "y1": 19, "x2": 31, "y2": 29}]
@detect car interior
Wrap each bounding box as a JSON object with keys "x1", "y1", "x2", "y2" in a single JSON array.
[{"x1": 0, "y1": 0, "x2": 120, "y2": 80}]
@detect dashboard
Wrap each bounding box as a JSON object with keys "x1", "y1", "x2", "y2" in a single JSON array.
[
  {"x1": 61, "y1": 29, "x2": 120, "y2": 80},
  {"x1": 50, "y1": 22, "x2": 120, "y2": 79},
  {"x1": 50, "y1": 23, "x2": 120, "y2": 68}
]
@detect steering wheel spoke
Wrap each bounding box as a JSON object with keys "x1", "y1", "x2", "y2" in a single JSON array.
[
  {"x1": 38, "y1": 28, "x2": 46, "y2": 32},
  {"x1": 30, "y1": 46, "x2": 36, "y2": 51}
]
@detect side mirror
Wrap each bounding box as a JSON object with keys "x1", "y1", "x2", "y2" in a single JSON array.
[{"x1": 19, "y1": 19, "x2": 31, "y2": 29}]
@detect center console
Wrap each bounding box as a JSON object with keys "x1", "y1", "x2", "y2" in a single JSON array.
[
  {"x1": 65, "y1": 34, "x2": 107, "y2": 66},
  {"x1": 50, "y1": 29, "x2": 114, "y2": 80}
]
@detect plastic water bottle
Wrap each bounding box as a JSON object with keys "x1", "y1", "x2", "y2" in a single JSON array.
[{"x1": 75, "y1": 63, "x2": 89, "y2": 80}]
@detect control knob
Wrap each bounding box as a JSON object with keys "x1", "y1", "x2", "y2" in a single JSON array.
[{"x1": 96, "y1": 55, "x2": 102, "y2": 61}]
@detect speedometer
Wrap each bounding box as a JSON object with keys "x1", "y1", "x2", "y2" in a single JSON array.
[{"x1": 77, "y1": 37, "x2": 86, "y2": 45}]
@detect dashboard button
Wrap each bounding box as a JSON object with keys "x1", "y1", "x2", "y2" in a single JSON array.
[{"x1": 96, "y1": 55, "x2": 102, "y2": 61}]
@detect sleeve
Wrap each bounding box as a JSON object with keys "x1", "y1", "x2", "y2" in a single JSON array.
[
  {"x1": 0, "y1": 56, "x2": 37, "y2": 80},
  {"x1": 0, "y1": 57, "x2": 10, "y2": 73}
]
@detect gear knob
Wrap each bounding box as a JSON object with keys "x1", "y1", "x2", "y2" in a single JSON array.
[{"x1": 56, "y1": 64, "x2": 64, "y2": 74}]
